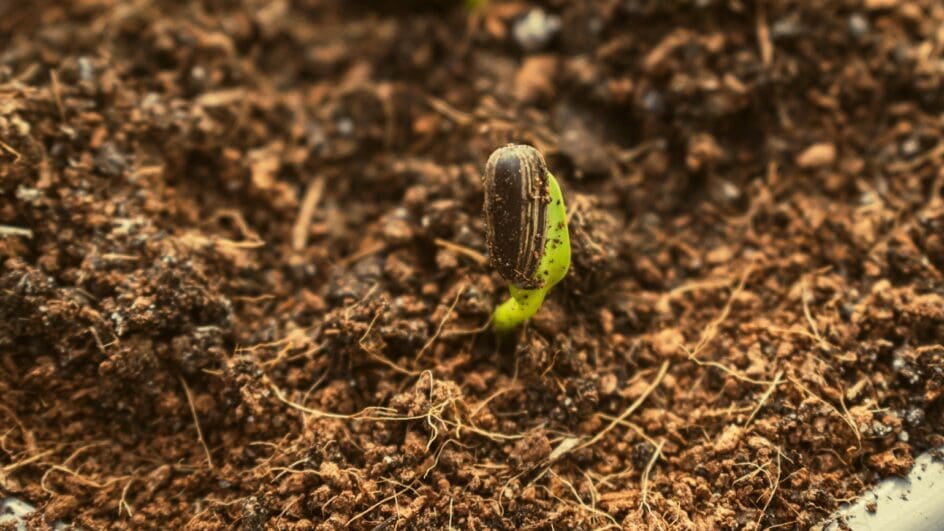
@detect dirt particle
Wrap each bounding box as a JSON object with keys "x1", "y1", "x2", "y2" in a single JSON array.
[
  {"x1": 514, "y1": 55, "x2": 558, "y2": 104},
  {"x1": 513, "y1": 8, "x2": 561, "y2": 52},
  {"x1": 43, "y1": 495, "x2": 79, "y2": 521},
  {"x1": 796, "y1": 142, "x2": 837, "y2": 168},
  {"x1": 652, "y1": 328, "x2": 685, "y2": 359},
  {"x1": 713, "y1": 425, "x2": 744, "y2": 455}
]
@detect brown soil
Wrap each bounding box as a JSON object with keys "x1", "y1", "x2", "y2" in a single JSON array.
[{"x1": 2, "y1": 1, "x2": 943, "y2": 529}]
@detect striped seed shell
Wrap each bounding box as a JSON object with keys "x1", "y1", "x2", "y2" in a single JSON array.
[{"x1": 483, "y1": 144, "x2": 551, "y2": 289}]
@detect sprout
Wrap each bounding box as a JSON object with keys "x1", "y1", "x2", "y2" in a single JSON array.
[{"x1": 483, "y1": 144, "x2": 571, "y2": 333}]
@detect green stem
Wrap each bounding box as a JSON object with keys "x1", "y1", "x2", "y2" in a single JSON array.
[{"x1": 493, "y1": 284, "x2": 549, "y2": 333}]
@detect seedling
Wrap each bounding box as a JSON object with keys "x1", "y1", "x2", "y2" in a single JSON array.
[{"x1": 483, "y1": 144, "x2": 571, "y2": 333}]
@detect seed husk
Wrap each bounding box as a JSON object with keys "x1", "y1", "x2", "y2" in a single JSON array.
[{"x1": 483, "y1": 144, "x2": 551, "y2": 289}]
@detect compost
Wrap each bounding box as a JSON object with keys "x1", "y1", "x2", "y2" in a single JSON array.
[{"x1": 2, "y1": 0, "x2": 943, "y2": 529}]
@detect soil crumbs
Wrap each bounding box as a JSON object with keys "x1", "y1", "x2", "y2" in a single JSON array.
[{"x1": 2, "y1": 0, "x2": 944, "y2": 529}]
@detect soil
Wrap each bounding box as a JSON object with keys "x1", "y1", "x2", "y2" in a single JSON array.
[{"x1": 2, "y1": 0, "x2": 943, "y2": 529}]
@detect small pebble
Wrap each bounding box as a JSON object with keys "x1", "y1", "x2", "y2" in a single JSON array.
[
  {"x1": 771, "y1": 16, "x2": 802, "y2": 39},
  {"x1": 641, "y1": 89, "x2": 664, "y2": 114},
  {"x1": 513, "y1": 8, "x2": 560, "y2": 52},
  {"x1": 796, "y1": 142, "x2": 836, "y2": 168},
  {"x1": 94, "y1": 142, "x2": 127, "y2": 177},
  {"x1": 900, "y1": 136, "x2": 921, "y2": 157},
  {"x1": 336, "y1": 117, "x2": 354, "y2": 136},
  {"x1": 0, "y1": 497, "x2": 35, "y2": 531},
  {"x1": 905, "y1": 407, "x2": 925, "y2": 427},
  {"x1": 77, "y1": 56, "x2": 95, "y2": 82},
  {"x1": 848, "y1": 13, "x2": 870, "y2": 38},
  {"x1": 15, "y1": 186, "x2": 41, "y2": 202}
]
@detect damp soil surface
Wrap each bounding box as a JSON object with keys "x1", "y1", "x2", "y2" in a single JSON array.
[{"x1": 2, "y1": 1, "x2": 944, "y2": 529}]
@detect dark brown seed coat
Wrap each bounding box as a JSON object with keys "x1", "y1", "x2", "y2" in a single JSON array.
[{"x1": 483, "y1": 144, "x2": 550, "y2": 289}]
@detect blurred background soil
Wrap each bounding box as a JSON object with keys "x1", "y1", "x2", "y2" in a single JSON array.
[{"x1": 1, "y1": 0, "x2": 944, "y2": 529}]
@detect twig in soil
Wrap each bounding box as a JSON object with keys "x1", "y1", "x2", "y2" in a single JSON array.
[
  {"x1": 493, "y1": 468, "x2": 526, "y2": 516},
  {"x1": 178, "y1": 376, "x2": 216, "y2": 473},
  {"x1": 49, "y1": 69, "x2": 65, "y2": 121},
  {"x1": 292, "y1": 176, "x2": 325, "y2": 252},
  {"x1": 614, "y1": 140, "x2": 664, "y2": 164},
  {"x1": 38, "y1": 442, "x2": 125, "y2": 494},
  {"x1": 733, "y1": 460, "x2": 770, "y2": 486},
  {"x1": 279, "y1": 383, "x2": 467, "y2": 431},
  {"x1": 838, "y1": 391, "x2": 858, "y2": 446},
  {"x1": 658, "y1": 276, "x2": 735, "y2": 308},
  {"x1": 0, "y1": 403, "x2": 36, "y2": 452},
  {"x1": 585, "y1": 469, "x2": 618, "y2": 490},
  {"x1": 800, "y1": 282, "x2": 830, "y2": 350},
  {"x1": 176, "y1": 232, "x2": 265, "y2": 253},
  {"x1": 763, "y1": 325, "x2": 822, "y2": 344},
  {"x1": 576, "y1": 361, "x2": 670, "y2": 453},
  {"x1": 756, "y1": 446, "x2": 783, "y2": 529},
  {"x1": 583, "y1": 470, "x2": 601, "y2": 516},
  {"x1": 276, "y1": 495, "x2": 302, "y2": 525},
  {"x1": 470, "y1": 383, "x2": 523, "y2": 421},
  {"x1": 423, "y1": 438, "x2": 469, "y2": 479},
  {"x1": 270, "y1": 458, "x2": 314, "y2": 481},
  {"x1": 359, "y1": 308, "x2": 419, "y2": 376},
  {"x1": 0, "y1": 428, "x2": 15, "y2": 455},
  {"x1": 334, "y1": 242, "x2": 386, "y2": 269},
  {"x1": 680, "y1": 265, "x2": 776, "y2": 386},
  {"x1": 188, "y1": 496, "x2": 249, "y2": 528},
  {"x1": 688, "y1": 265, "x2": 753, "y2": 355},
  {"x1": 244, "y1": 325, "x2": 317, "y2": 352},
  {"x1": 99, "y1": 253, "x2": 139, "y2": 262},
  {"x1": 0, "y1": 139, "x2": 21, "y2": 162},
  {"x1": 756, "y1": 0, "x2": 773, "y2": 66},
  {"x1": 448, "y1": 497, "x2": 454, "y2": 530},
  {"x1": 538, "y1": 470, "x2": 620, "y2": 530},
  {"x1": 789, "y1": 377, "x2": 861, "y2": 447},
  {"x1": 550, "y1": 469, "x2": 620, "y2": 529},
  {"x1": 261, "y1": 335, "x2": 326, "y2": 369},
  {"x1": 340, "y1": 283, "x2": 379, "y2": 322},
  {"x1": 639, "y1": 439, "x2": 665, "y2": 516},
  {"x1": 213, "y1": 237, "x2": 265, "y2": 250},
  {"x1": 231, "y1": 293, "x2": 275, "y2": 304},
  {"x1": 380, "y1": 476, "x2": 422, "y2": 497},
  {"x1": 734, "y1": 446, "x2": 784, "y2": 528},
  {"x1": 423, "y1": 371, "x2": 443, "y2": 450},
  {"x1": 433, "y1": 238, "x2": 487, "y2": 266},
  {"x1": 415, "y1": 285, "x2": 466, "y2": 361},
  {"x1": 696, "y1": 404, "x2": 755, "y2": 419},
  {"x1": 886, "y1": 142, "x2": 944, "y2": 174},
  {"x1": 379, "y1": 85, "x2": 396, "y2": 149},
  {"x1": 274, "y1": 375, "x2": 524, "y2": 444},
  {"x1": 426, "y1": 95, "x2": 473, "y2": 125},
  {"x1": 211, "y1": 209, "x2": 263, "y2": 243},
  {"x1": 87, "y1": 326, "x2": 109, "y2": 353},
  {"x1": 0, "y1": 225, "x2": 33, "y2": 238},
  {"x1": 99, "y1": 253, "x2": 140, "y2": 262},
  {"x1": 345, "y1": 484, "x2": 412, "y2": 527},
  {"x1": 118, "y1": 476, "x2": 136, "y2": 517},
  {"x1": 594, "y1": 414, "x2": 659, "y2": 448},
  {"x1": 41, "y1": 464, "x2": 127, "y2": 493},
  {"x1": 745, "y1": 370, "x2": 784, "y2": 428},
  {"x1": 244, "y1": 440, "x2": 288, "y2": 476},
  {"x1": 271, "y1": 385, "x2": 362, "y2": 419},
  {"x1": 1, "y1": 448, "x2": 54, "y2": 474},
  {"x1": 440, "y1": 317, "x2": 493, "y2": 338}
]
